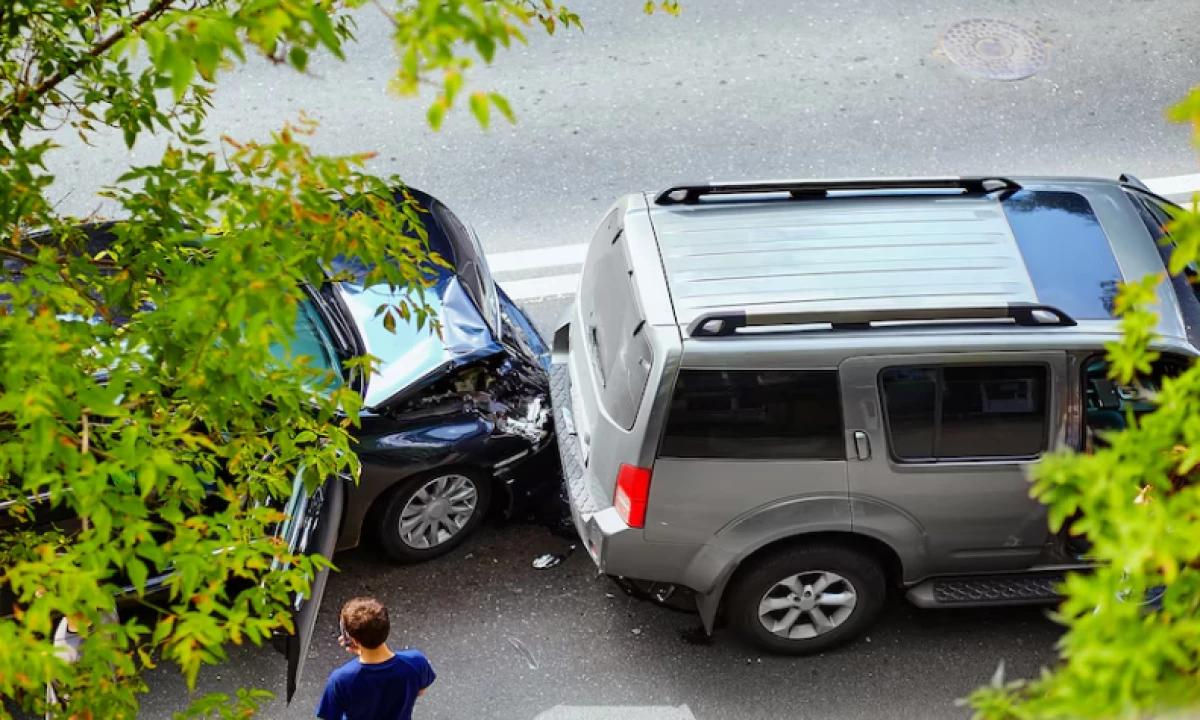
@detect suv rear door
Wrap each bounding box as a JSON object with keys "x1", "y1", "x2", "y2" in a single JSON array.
[{"x1": 839, "y1": 352, "x2": 1067, "y2": 579}]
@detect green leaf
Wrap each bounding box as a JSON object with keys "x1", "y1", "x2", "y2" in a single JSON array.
[
  {"x1": 288, "y1": 47, "x2": 310, "y2": 73},
  {"x1": 445, "y1": 70, "x2": 463, "y2": 105},
  {"x1": 382, "y1": 311, "x2": 397, "y2": 333},
  {"x1": 427, "y1": 100, "x2": 447, "y2": 131},
  {"x1": 127, "y1": 559, "x2": 149, "y2": 594},
  {"x1": 167, "y1": 47, "x2": 196, "y2": 101},
  {"x1": 490, "y1": 93, "x2": 515, "y2": 124},
  {"x1": 475, "y1": 34, "x2": 497, "y2": 62},
  {"x1": 310, "y1": 6, "x2": 344, "y2": 60},
  {"x1": 469, "y1": 92, "x2": 490, "y2": 129}
]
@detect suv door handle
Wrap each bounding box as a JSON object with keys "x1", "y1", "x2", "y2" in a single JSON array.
[{"x1": 853, "y1": 431, "x2": 871, "y2": 460}]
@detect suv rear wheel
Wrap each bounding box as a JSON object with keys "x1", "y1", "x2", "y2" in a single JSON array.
[
  {"x1": 377, "y1": 469, "x2": 492, "y2": 563},
  {"x1": 730, "y1": 544, "x2": 885, "y2": 655}
]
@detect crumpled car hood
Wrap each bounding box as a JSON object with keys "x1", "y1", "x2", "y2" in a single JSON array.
[{"x1": 336, "y1": 276, "x2": 505, "y2": 410}]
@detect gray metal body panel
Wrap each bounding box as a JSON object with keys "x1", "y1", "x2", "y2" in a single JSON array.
[
  {"x1": 839, "y1": 351, "x2": 1067, "y2": 581},
  {"x1": 550, "y1": 175, "x2": 1200, "y2": 631}
]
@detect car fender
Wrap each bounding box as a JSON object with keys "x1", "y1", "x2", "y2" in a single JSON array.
[
  {"x1": 847, "y1": 494, "x2": 929, "y2": 582},
  {"x1": 686, "y1": 494, "x2": 853, "y2": 632},
  {"x1": 338, "y1": 415, "x2": 497, "y2": 551}
]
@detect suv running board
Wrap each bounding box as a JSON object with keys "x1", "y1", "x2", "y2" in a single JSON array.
[{"x1": 906, "y1": 571, "x2": 1071, "y2": 609}]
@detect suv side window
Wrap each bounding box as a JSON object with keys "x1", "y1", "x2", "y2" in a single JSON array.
[
  {"x1": 660, "y1": 369, "x2": 844, "y2": 460},
  {"x1": 879, "y1": 365, "x2": 1048, "y2": 462}
]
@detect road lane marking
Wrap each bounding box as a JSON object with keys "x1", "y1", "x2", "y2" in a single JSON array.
[
  {"x1": 532, "y1": 705, "x2": 698, "y2": 719},
  {"x1": 1145, "y1": 172, "x2": 1200, "y2": 197},
  {"x1": 502, "y1": 272, "x2": 580, "y2": 301},
  {"x1": 493, "y1": 172, "x2": 1200, "y2": 302},
  {"x1": 488, "y1": 243, "x2": 588, "y2": 273}
]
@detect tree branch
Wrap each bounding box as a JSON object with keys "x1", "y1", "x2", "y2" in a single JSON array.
[
  {"x1": 0, "y1": 247, "x2": 38, "y2": 265},
  {"x1": 1, "y1": 0, "x2": 179, "y2": 130}
]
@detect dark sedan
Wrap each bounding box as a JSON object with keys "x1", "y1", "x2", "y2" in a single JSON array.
[
  {"x1": 311, "y1": 187, "x2": 558, "y2": 563},
  {"x1": 0, "y1": 188, "x2": 559, "y2": 698}
]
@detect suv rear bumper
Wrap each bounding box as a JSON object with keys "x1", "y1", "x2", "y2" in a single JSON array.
[{"x1": 549, "y1": 360, "x2": 643, "y2": 572}]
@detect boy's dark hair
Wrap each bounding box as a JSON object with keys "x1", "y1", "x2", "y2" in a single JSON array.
[{"x1": 341, "y1": 597, "x2": 390, "y2": 650}]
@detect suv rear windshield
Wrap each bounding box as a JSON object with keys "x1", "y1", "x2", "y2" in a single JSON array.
[
  {"x1": 1000, "y1": 190, "x2": 1123, "y2": 320},
  {"x1": 579, "y1": 211, "x2": 652, "y2": 430},
  {"x1": 660, "y1": 369, "x2": 844, "y2": 460},
  {"x1": 879, "y1": 364, "x2": 1048, "y2": 462}
]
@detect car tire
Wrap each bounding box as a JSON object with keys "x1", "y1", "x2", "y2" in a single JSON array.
[
  {"x1": 730, "y1": 544, "x2": 886, "y2": 655},
  {"x1": 376, "y1": 468, "x2": 493, "y2": 564}
]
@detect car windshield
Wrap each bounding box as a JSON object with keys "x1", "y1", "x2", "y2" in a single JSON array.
[{"x1": 268, "y1": 297, "x2": 345, "y2": 395}]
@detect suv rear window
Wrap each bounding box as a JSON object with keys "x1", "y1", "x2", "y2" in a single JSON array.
[
  {"x1": 879, "y1": 365, "x2": 1048, "y2": 461},
  {"x1": 1000, "y1": 190, "x2": 1123, "y2": 320},
  {"x1": 660, "y1": 370, "x2": 844, "y2": 460},
  {"x1": 579, "y1": 211, "x2": 653, "y2": 430}
]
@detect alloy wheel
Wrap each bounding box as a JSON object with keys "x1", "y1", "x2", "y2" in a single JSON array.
[
  {"x1": 757, "y1": 571, "x2": 858, "y2": 639},
  {"x1": 398, "y1": 474, "x2": 479, "y2": 549}
]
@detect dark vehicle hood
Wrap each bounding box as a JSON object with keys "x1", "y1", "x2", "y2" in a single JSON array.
[
  {"x1": 337, "y1": 275, "x2": 505, "y2": 410},
  {"x1": 330, "y1": 188, "x2": 548, "y2": 411}
]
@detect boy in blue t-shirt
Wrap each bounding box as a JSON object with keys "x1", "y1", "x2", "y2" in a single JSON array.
[{"x1": 317, "y1": 597, "x2": 436, "y2": 720}]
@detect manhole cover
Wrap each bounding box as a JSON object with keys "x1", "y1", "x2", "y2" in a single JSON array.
[{"x1": 938, "y1": 18, "x2": 1048, "y2": 81}]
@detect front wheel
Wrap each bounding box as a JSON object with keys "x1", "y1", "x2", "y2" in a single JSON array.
[
  {"x1": 377, "y1": 469, "x2": 492, "y2": 563},
  {"x1": 729, "y1": 545, "x2": 886, "y2": 655}
]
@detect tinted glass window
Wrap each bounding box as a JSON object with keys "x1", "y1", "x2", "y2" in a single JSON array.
[
  {"x1": 1001, "y1": 191, "x2": 1123, "y2": 320},
  {"x1": 660, "y1": 370, "x2": 844, "y2": 460},
  {"x1": 878, "y1": 368, "x2": 937, "y2": 459},
  {"x1": 268, "y1": 298, "x2": 345, "y2": 395},
  {"x1": 1128, "y1": 192, "x2": 1198, "y2": 272},
  {"x1": 880, "y1": 365, "x2": 1048, "y2": 462}
]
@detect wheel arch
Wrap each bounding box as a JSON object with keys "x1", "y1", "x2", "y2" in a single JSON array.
[
  {"x1": 702, "y1": 531, "x2": 905, "y2": 631},
  {"x1": 345, "y1": 461, "x2": 501, "y2": 552}
]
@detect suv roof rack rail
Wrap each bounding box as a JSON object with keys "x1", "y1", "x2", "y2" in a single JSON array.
[
  {"x1": 654, "y1": 176, "x2": 1023, "y2": 206},
  {"x1": 687, "y1": 303, "x2": 1076, "y2": 338},
  {"x1": 1118, "y1": 173, "x2": 1152, "y2": 192}
]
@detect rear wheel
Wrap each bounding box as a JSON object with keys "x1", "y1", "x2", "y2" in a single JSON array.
[
  {"x1": 377, "y1": 469, "x2": 492, "y2": 563},
  {"x1": 729, "y1": 544, "x2": 885, "y2": 655}
]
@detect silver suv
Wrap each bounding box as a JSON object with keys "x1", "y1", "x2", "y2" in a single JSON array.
[{"x1": 549, "y1": 175, "x2": 1199, "y2": 654}]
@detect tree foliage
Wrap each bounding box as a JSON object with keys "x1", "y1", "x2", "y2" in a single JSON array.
[
  {"x1": 0, "y1": 1, "x2": 584, "y2": 717},
  {"x1": 969, "y1": 90, "x2": 1200, "y2": 719}
]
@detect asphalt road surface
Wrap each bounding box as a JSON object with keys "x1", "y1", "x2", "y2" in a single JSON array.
[
  {"x1": 139, "y1": 523, "x2": 1062, "y2": 720},
  {"x1": 36, "y1": 0, "x2": 1200, "y2": 717}
]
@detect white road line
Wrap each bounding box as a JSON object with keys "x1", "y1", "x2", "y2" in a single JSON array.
[
  {"x1": 488, "y1": 243, "x2": 588, "y2": 273},
  {"x1": 533, "y1": 706, "x2": 697, "y2": 720},
  {"x1": 492, "y1": 172, "x2": 1200, "y2": 302},
  {"x1": 1145, "y1": 172, "x2": 1200, "y2": 197},
  {"x1": 502, "y1": 272, "x2": 580, "y2": 301}
]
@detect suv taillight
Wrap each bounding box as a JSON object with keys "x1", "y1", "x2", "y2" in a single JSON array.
[{"x1": 614, "y1": 464, "x2": 652, "y2": 528}]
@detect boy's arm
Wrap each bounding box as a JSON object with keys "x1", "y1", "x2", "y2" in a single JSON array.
[
  {"x1": 316, "y1": 677, "x2": 345, "y2": 720},
  {"x1": 418, "y1": 652, "x2": 436, "y2": 695}
]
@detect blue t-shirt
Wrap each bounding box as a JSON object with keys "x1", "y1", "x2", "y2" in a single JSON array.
[{"x1": 316, "y1": 650, "x2": 436, "y2": 720}]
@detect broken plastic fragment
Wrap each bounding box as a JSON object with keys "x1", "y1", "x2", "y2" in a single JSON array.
[{"x1": 533, "y1": 553, "x2": 564, "y2": 569}]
